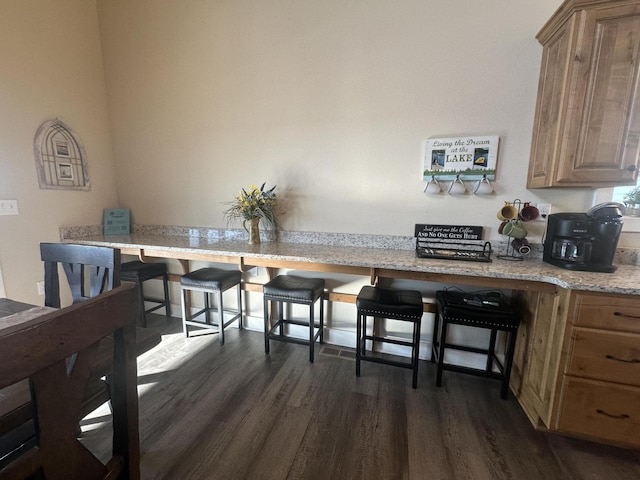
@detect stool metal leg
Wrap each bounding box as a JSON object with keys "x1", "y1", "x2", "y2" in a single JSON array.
[
  {"x1": 412, "y1": 320, "x2": 421, "y2": 389},
  {"x1": 435, "y1": 319, "x2": 448, "y2": 387},
  {"x1": 361, "y1": 313, "x2": 368, "y2": 358},
  {"x1": 263, "y1": 297, "x2": 270, "y2": 354},
  {"x1": 136, "y1": 280, "x2": 147, "y2": 328},
  {"x1": 356, "y1": 310, "x2": 362, "y2": 377},
  {"x1": 217, "y1": 289, "x2": 225, "y2": 345},
  {"x1": 431, "y1": 310, "x2": 440, "y2": 363},
  {"x1": 237, "y1": 283, "x2": 243, "y2": 330},
  {"x1": 278, "y1": 301, "x2": 284, "y2": 336},
  {"x1": 486, "y1": 329, "x2": 498, "y2": 373},
  {"x1": 319, "y1": 295, "x2": 324, "y2": 344},
  {"x1": 162, "y1": 272, "x2": 170, "y2": 316},
  {"x1": 181, "y1": 287, "x2": 190, "y2": 338},
  {"x1": 309, "y1": 303, "x2": 314, "y2": 363}
]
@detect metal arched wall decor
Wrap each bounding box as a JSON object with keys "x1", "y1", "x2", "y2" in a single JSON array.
[{"x1": 34, "y1": 118, "x2": 90, "y2": 191}]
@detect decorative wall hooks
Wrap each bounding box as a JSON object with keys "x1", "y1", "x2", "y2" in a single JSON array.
[{"x1": 423, "y1": 173, "x2": 494, "y2": 196}]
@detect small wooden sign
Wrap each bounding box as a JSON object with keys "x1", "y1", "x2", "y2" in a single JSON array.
[
  {"x1": 414, "y1": 224, "x2": 483, "y2": 240},
  {"x1": 103, "y1": 208, "x2": 130, "y2": 235}
]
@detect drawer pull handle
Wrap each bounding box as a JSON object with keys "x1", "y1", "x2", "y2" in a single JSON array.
[
  {"x1": 596, "y1": 409, "x2": 630, "y2": 420},
  {"x1": 613, "y1": 311, "x2": 640, "y2": 319},
  {"x1": 605, "y1": 354, "x2": 640, "y2": 364}
]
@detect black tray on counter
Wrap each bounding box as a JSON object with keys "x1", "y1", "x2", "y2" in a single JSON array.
[{"x1": 416, "y1": 239, "x2": 492, "y2": 262}]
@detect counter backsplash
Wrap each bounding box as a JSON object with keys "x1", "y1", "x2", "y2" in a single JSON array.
[{"x1": 59, "y1": 224, "x2": 640, "y2": 266}]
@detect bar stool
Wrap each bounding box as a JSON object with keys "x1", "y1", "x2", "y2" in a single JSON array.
[
  {"x1": 180, "y1": 267, "x2": 242, "y2": 344},
  {"x1": 263, "y1": 275, "x2": 325, "y2": 363},
  {"x1": 433, "y1": 290, "x2": 520, "y2": 399},
  {"x1": 120, "y1": 260, "x2": 171, "y2": 327},
  {"x1": 355, "y1": 285, "x2": 423, "y2": 388}
]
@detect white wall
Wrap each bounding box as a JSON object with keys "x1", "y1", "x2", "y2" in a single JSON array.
[
  {"x1": 97, "y1": 0, "x2": 592, "y2": 242},
  {"x1": 0, "y1": 0, "x2": 119, "y2": 303}
]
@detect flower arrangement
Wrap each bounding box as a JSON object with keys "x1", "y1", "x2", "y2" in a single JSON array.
[{"x1": 223, "y1": 182, "x2": 279, "y2": 230}]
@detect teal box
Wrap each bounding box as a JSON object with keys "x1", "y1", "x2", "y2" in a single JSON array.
[{"x1": 103, "y1": 208, "x2": 130, "y2": 235}]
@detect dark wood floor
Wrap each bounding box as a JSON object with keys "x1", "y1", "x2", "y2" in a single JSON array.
[{"x1": 80, "y1": 314, "x2": 640, "y2": 480}]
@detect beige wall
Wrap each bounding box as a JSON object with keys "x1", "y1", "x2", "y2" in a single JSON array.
[
  {"x1": 2, "y1": 0, "x2": 631, "y2": 304},
  {"x1": 0, "y1": 0, "x2": 118, "y2": 303},
  {"x1": 98, "y1": 0, "x2": 593, "y2": 240}
]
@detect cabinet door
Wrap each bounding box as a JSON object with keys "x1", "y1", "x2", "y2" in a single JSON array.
[
  {"x1": 511, "y1": 289, "x2": 569, "y2": 427},
  {"x1": 527, "y1": 14, "x2": 578, "y2": 188},
  {"x1": 557, "y1": 5, "x2": 640, "y2": 185}
]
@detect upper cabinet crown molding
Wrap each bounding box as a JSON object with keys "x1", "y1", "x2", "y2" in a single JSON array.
[{"x1": 527, "y1": 0, "x2": 640, "y2": 188}]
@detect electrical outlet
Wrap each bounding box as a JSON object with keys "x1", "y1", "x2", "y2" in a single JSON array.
[
  {"x1": 537, "y1": 203, "x2": 551, "y2": 221},
  {"x1": 0, "y1": 199, "x2": 19, "y2": 216},
  {"x1": 37, "y1": 281, "x2": 45, "y2": 296}
]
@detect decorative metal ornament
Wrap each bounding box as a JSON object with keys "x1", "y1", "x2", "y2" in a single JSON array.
[{"x1": 34, "y1": 118, "x2": 90, "y2": 191}]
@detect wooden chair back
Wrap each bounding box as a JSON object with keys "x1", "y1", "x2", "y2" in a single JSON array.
[
  {"x1": 40, "y1": 243, "x2": 121, "y2": 308},
  {"x1": 0, "y1": 284, "x2": 140, "y2": 479}
]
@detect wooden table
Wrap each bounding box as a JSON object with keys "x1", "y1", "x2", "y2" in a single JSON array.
[
  {"x1": 0, "y1": 298, "x2": 45, "y2": 318},
  {"x1": 0, "y1": 285, "x2": 141, "y2": 479},
  {"x1": 0, "y1": 299, "x2": 56, "y2": 441}
]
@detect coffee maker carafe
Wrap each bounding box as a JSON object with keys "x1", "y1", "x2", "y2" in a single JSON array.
[{"x1": 543, "y1": 203, "x2": 623, "y2": 273}]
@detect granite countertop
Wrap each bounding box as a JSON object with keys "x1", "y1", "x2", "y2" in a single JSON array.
[{"x1": 61, "y1": 226, "x2": 640, "y2": 296}]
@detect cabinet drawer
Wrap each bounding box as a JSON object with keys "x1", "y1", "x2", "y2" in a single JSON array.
[
  {"x1": 573, "y1": 293, "x2": 640, "y2": 332},
  {"x1": 558, "y1": 377, "x2": 640, "y2": 447},
  {"x1": 567, "y1": 328, "x2": 640, "y2": 386}
]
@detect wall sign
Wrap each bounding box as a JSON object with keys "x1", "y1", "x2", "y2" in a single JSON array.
[
  {"x1": 414, "y1": 224, "x2": 483, "y2": 240},
  {"x1": 423, "y1": 135, "x2": 499, "y2": 181},
  {"x1": 34, "y1": 118, "x2": 90, "y2": 191},
  {"x1": 103, "y1": 208, "x2": 131, "y2": 235}
]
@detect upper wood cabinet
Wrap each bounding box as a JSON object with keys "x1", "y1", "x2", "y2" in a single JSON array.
[{"x1": 527, "y1": 0, "x2": 640, "y2": 188}]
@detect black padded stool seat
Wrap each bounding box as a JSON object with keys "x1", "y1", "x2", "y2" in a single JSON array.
[
  {"x1": 433, "y1": 290, "x2": 520, "y2": 399},
  {"x1": 120, "y1": 260, "x2": 170, "y2": 327},
  {"x1": 180, "y1": 268, "x2": 242, "y2": 344},
  {"x1": 181, "y1": 268, "x2": 242, "y2": 291},
  {"x1": 263, "y1": 275, "x2": 325, "y2": 363},
  {"x1": 356, "y1": 286, "x2": 423, "y2": 388}
]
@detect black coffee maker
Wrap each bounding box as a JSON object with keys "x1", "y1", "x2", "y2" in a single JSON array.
[{"x1": 543, "y1": 202, "x2": 623, "y2": 273}]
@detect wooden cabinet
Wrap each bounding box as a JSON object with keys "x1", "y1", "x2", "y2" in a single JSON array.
[
  {"x1": 513, "y1": 288, "x2": 640, "y2": 448},
  {"x1": 556, "y1": 291, "x2": 640, "y2": 448},
  {"x1": 527, "y1": 0, "x2": 640, "y2": 188},
  {"x1": 510, "y1": 288, "x2": 570, "y2": 428}
]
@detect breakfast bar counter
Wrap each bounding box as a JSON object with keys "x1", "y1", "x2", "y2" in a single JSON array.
[
  {"x1": 62, "y1": 226, "x2": 640, "y2": 450},
  {"x1": 61, "y1": 230, "x2": 640, "y2": 295}
]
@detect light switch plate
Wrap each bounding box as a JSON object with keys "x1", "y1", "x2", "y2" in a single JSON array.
[{"x1": 0, "y1": 200, "x2": 19, "y2": 215}]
